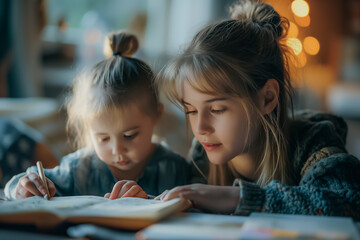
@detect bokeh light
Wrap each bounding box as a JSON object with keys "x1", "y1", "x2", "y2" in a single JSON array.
[
  {"x1": 303, "y1": 36, "x2": 320, "y2": 55},
  {"x1": 291, "y1": 0, "x2": 310, "y2": 17},
  {"x1": 294, "y1": 15, "x2": 311, "y2": 27},
  {"x1": 296, "y1": 51, "x2": 307, "y2": 68},
  {"x1": 286, "y1": 38, "x2": 303, "y2": 55},
  {"x1": 288, "y1": 21, "x2": 299, "y2": 38}
]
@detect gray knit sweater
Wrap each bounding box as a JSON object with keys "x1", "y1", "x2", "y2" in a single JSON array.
[{"x1": 190, "y1": 111, "x2": 360, "y2": 220}]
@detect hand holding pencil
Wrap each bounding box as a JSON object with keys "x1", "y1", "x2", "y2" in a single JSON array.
[{"x1": 14, "y1": 161, "x2": 56, "y2": 200}]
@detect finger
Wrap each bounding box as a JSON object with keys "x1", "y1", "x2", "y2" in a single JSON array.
[
  {"x1": 163, "y1": 187, "x2": 186, "y2": 201},
  {"x1": 121, "y1": 185, "x2": 143, "y2": 198},
  {"x1": 23, "y1": 190, "x2": 34, "y2": 198},
  {"x1": 109, "y1": 181, "x2": 127, "y2": 200},
  {"x1": 109, "y1": 181, "x2": 126, "y2": 200},
  {"x1": 156, "y1": 190, "x2": 169, "y2": 200},
  {"x1": 135, "y1": 190, "x2": 148, "y2": 199},
  {"x1": 163, "y1": 185, "x2": 196, "y2": 201},
  {"x1": 154, "y1": 190, "x2": 167, "y2": 200},
  {"x1": 117, "y1": 181, "x2": 137, "y2": 198},
  {"x1": 104, "y1": 193, "x2": 110, "y2": 198},
  {"x1": 15, "y1": 186, "x2": 34, "y2": 199},
  {"x1": 19, "y1": 174, "x2": 43, "y2": 196},
  {"x1": 28, "y1": 173, "x2": 48, "y2": 196},
  {"x1": 46, "y1": 178, "x2": 56, "y2": 198}
]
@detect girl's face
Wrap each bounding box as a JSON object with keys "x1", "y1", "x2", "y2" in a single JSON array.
[
  {"x1": 182, "y1": 81, "x2": 259, "y2": 165},
  {"x1": 89, "y1": 104, "x2": 157, "y2": 173}
]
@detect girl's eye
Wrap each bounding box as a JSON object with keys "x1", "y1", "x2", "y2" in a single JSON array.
[
  {"x1": 100, "y1": 137, "x2": 110, "y2": 142},
  {"x1": 211, "y1": 109, "x2": 226, "y2": 114},
  {"x1": 123, "y1": 132, "x2": 138, "y2": 140},
  {"x1": 185, "y1": 110, "x2": 197, "y2": 115}
]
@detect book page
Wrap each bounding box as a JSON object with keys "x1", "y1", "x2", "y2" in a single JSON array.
[
  {"x1": 0, "y1": 196, "x2": 106, "y2": 216},
  {"x1": 69, "y1": 197, "x2": 183, "y2": 218},
  {"x1": 0, "y1": 196, "x2": 183, "y2": 219}
]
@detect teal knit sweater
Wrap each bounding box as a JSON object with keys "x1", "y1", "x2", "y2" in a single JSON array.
[{"x1": 190, "y1": 111, "x2": 360, "y2": 220}]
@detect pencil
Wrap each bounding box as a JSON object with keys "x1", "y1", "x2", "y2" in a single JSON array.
[{"x1": 36, "y1": 161, "x2": 51, "y2": 200}]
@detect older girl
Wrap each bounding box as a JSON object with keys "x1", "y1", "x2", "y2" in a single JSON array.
[{"x1": 156, "y1": 0, "x2": 360, "y2": 219}]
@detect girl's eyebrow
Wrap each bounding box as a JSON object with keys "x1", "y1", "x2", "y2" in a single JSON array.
[
  {"x1": 95, "y1": 127, "x2": 139, "y2": 135},
  {"x1": 182, "y1": 100, "x2": 191, "y2": 105},
  {"x1": 122, "y1": 126, "x2": 140, "y2": 133},
  {"x1": 182, "y1": 97, "x2": 228, "y2": 105},
  {"x1": 205, "y1": 97, "x2": 227, "y2": 103},
  {"x1": 95, "y1": 133, "x2": 108, "y2": 136}
]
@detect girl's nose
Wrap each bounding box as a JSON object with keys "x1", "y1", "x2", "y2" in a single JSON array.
[
  {"x1": 112, "y1": 140, "x2": 126, "y2": 155},
  {"x1": 195, "y1": 113, "x2": 213, "y2": 135}
]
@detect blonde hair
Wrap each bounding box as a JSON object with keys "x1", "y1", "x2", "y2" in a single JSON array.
[
  {"x1": 66, "y1": 31, "x2": 159, "y2": 154},
  {"x1": 157, "y1": 0, "x2": 294, "y2": 187}
]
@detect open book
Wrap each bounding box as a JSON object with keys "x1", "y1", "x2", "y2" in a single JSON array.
[{"x1": 0, "y1": 196, "x2": 189, "y2": 230}]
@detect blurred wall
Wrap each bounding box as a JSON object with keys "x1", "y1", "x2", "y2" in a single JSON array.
[{"x1": 2, "y1": 0, "x2": 360, "y2": 158}]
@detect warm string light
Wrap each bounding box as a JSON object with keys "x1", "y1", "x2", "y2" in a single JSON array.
[
  {"x1": 287, "y1": 38, "x2": 302, "y2": 55},
  {"x1": 303, "y1": 36, "x2": 320, "y2": 55},
  {"x1": 288, "y1": 21, "x2": 299, "y2": 38},
  {"x1": 291, "y1": 0, "x2": 309, "y2": 17},
  {"x1": 286, "y1": 0, "x2": 320, "y2": 68}
]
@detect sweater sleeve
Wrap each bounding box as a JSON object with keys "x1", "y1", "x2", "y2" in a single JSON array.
[
  {"x1": 233, "y1": 153, "x2": 360, "y2": 220},
  {"x1": 4, "y1": 172, "x2": 26, "y2": 200}
]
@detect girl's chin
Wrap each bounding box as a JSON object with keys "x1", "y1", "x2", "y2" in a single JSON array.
[
  {"x1": 207, "y1": 152, "x2": 234, "y2": 165},
  {"x1": 208, "y1": 156, "x2": 228, "y2": 165}
]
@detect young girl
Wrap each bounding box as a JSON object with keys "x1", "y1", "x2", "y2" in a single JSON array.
[
  {"x1": 155, "y1": 0, "x2": 360, "y2": 219},
  {"x1": 5, "y1": 31, "x2": 190, "y2": 200}
]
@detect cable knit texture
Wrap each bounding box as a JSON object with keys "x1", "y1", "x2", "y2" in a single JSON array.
[{"x1": 190, "y1": 111, "x2": 360, "y2": 220}]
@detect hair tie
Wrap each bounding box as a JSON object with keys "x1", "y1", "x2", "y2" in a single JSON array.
[{"x1": 113, "y1": 52, "x2": 121, "y2": 56}]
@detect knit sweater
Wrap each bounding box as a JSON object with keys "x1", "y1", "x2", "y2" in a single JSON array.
[
  {"x1": 190, "y1": 111, "x2": 360, "y2": 220},
  {"x1": 5, "y1": 144, "x2": 191, "y2": 199}
]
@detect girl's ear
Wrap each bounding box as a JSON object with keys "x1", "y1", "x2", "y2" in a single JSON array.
[{"x1": 257, "y1": 79, "x2": 279, "y2": 115}]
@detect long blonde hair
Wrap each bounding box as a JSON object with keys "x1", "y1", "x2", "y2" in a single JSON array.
[
  {"x1": 66, "y1": 31, "x2": 159, "y2": 154},
  {"x1": 157, "y1": 0, "x2": 294, "y2": 187}
]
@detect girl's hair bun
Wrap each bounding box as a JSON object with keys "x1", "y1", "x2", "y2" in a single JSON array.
[
  {"x1": 105, "y1": 30, "x2": 139, "y2": 58},
  {"x1": 230, "y1": 0, "x2": 285, "y2": 38}
]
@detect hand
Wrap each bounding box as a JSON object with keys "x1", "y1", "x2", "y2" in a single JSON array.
[
  {"x1": 155, "y1": 184, "x2": 240, "y2": 214},
  {"x1": 104, "y1": 180, "x2": 148, "y2": 200},
  {"x1": 15, "y1": 173, "x2": 56, "y2": 200}
]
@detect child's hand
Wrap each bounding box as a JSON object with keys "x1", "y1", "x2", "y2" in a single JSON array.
[
  {"x1": 15, "y1": 173, "x2": 56, "y2": 199},
  {"x1": 155, "y1": 184, "x2": 240, "y2": 214},
  {"x1": 104, "y1": 180, "x2": 148, "y2": 200}
]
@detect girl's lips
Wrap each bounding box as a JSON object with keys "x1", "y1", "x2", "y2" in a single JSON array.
[
  {"x1": 116, "y1": 160, "x2": 130, "y2": 166},
  {"x1": 202, "y1": 143, "x2": 222, "y2": 152}
]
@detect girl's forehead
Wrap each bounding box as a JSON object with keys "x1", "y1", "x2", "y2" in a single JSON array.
[
  {"x1": 181, "y1": 80, "x2": 248, "y2": 107},
  {"x1": 178, "y1": 58, "x2": 230, "y2": 91},
  {"x1": 181, "y1": 77, "x2": 217, "y2": 96},
  {"x1": 182, "y1": 79, "x2": 223, "y2": 100},
  {"x1": 88, "y1": 104, "x2": 132, "y2": 122},
  {"x1": 88, "y1": 104, "x2": 152, "y2": 130}
]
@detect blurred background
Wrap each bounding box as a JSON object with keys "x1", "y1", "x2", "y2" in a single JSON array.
[{"x1": 0, "y1": 0, "x2": 359, "y2": 169}]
